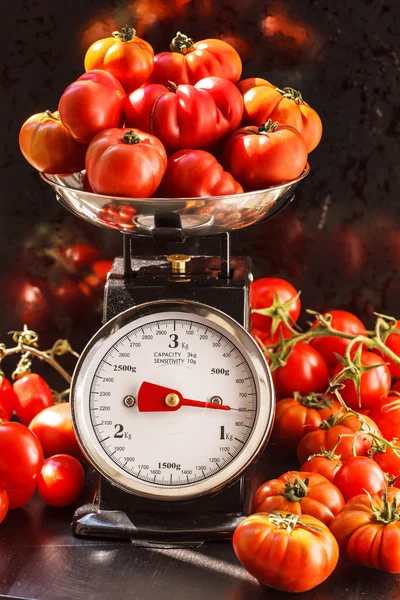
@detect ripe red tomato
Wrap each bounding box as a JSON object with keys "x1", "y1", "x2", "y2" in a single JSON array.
[
  {"x1": 273, "y1": 343, "x2": 330, "y2": 398},
  {"x1": 254, "y1": 471, "x2": 344, "y2": 525},
  {"x1": 378, "y1": 320, "x2": 400, "y2": 378},
  {"x1": 250, "y1": 277, "x2": 300, "y2": 335},
  {"x1": 6, "y1": 277, "x2": 53, "y2": 331},
  {"x1": 369, "y1": 394, "x2": 400, "y2": 440},
  {"x1": 310, "y1": 310, "x2": 366, "y2": 369},
  {"x1": 0, "y1": 421, "x2": 43, "y2": 489},
  {"x1": 333, "y1": 456, "x2": 386, "y2": 501},
  {"x1": 157, "y1": 150, "x2": 243, "y2": 198},
  {"x1": 393, "y1": 381, "x2": 400, "y2": 393},
  {"x1": 223, "y1": 122, "x2": 308, "y2": 190},
  {"x1": 373, "y1": 440, "x2": 400, "y2": 480},
  {"x1": 84, "y1": 26, "x2": 154, "y2": 92},
  {"x1": 13, "y1": 373, "x2": 54, "y2": 426},
  {"x1": 0, "y1": 376, "x2": 17, "y2": 419},
  {"x1": 150, "y1": 32, "x2": 241, "y2": 87},
  {"x1": 297, "y1": 410, "x2": 380, "y2": 464},
  {"x1": 233, "y1": 511, "x2": 339, "y2": 592},
  {"x1": 37, "y1": 454, "x2": 85, "y2": 507},
  {"x1": 273, "y1": 393, "x2": 342, "y2": 449},
  {"x1": 330, "y1": 487, "x2": 400, "y2": 572},
  {"x1": 332, "y1": 351, "x2": 391, "y2": 410},
  {"x1": 0, "y1": 486, "x2": 8, "y2": 524},
  {"x1": 29, "y1": 403, "x2": 83, "y2": 460},
  {"x1": 59, "y1": 70, "x2": 126, "y2": 144},
  {"x1": 59, "y1": 243, "x2": 100, "y2": 272},
  {"x1": 300, "y1": 452, "x2": 343, "y2": 483},
  {"x1": 239, "y1": 78, "x2": 322, "y2": 152},
  {"x1": 86, "y1": 128, "x2": 167, "y2": 198},
  {"x1": 19, "y1": 111, "x2": 87, "y2": 174},
  {"x1": 7, "y1": 481, "x2": 36, "y2": 510},
  {"x1": 124, "y1": 77, "x2": 243, "y2": 152}
]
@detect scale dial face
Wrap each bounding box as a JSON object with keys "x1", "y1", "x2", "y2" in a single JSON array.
[{"x1": 71, "y1": 300, "x2": 274, "y2": 500}]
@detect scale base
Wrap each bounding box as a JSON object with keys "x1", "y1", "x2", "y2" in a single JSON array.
[{"x1": 73, "y1": 504, "x2": 245, "y2": 548}]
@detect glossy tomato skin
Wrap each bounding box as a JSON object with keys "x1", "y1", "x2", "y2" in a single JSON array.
[
  {"x1": 7, "y1": 481, "x2": 36, "y2": 509},
  {"x1": 37, "y1": 455, "x2": 85, "y2": 507},
  {"x1": 330, "y1": 488, "x2": 400, "y2": 572},
  {"x1": 310, "y1": 310, "x2": 366, "y2": 369},
  {"x1": 0, "y1": 377, "x2": 17, "y2": 419},
  {"x1": 0, "y1": 487, "x2": 9, "y2": 524},
  {"x1": 233, "y1": 511, "x2": 339, "y2": 592},
  {"x1": 333, "y1": 456, "x2": 386, "y2": 502},
  {"x1": 369, "y1": 394, "x2": 400, "y2": 440},
  {"x1": 84, "y1": 30, "x2": 154, "y2": 92},
  {"x1": 373, "y1": 441, "x2": 400, "y2": 479},
  {"x1": 250, "y1": 278, "x2": 300, "y2": 334},
  {"x1": 223, "y1": 123, "x2": 307, "y2": 190},
  {"x1": 297, "y1": 410, "x2": 380, "y2": 464},
  {"x1": 59, "y1": 244, "x2": 100, "y2": 272},
  {"x1": 300, "y1": 456, "x2": 343, "y2": 483},
  {"x1": 273, "y1": 394, "x2": 342, "y2": 449},
  {"x1": 6, "y1": 277, "x2": 53, "y2": 332},
  {"x1": 124, "y1": 77, "x2": 243, "y2": 152},
  {"x1": 379, "y1": 321, "x2": 400, "y2": 378},
  {"x1": 151, "y1": 35, "x2": 241, "y2": 87},
  {"x1": 19, "y1": 111, "x2": 87, "y2": 173},
  {"x1": 59, "y1": 70, "x2": 126, "y2": 144},
  {"x1": 157, "y1": 149, "x2": 243, "y2": 198},
  {"x1": 253, "y1": 471, "x2": 344, "y2": 525},
  {"x1": 0, "y1": 422, "x2": 43, "y2": 489},
  {"x1": 86, "y1": 128, "x2": 167, "y2": 198},
  {"x1": 29, "y1": 403, "x2": 83, "y2": 460},
  {"x1": 273, "y1": 343, "x2": 330, "y2": 399},
  {"x1": 332, "y1": 351, "x2": 391, "y2": 410},
  {"x1": 239, "y1": 77, "x2": 322, "y2": 152},
  {"x1": 13, "y1": 373, "x2": 54, "y2": 426}
]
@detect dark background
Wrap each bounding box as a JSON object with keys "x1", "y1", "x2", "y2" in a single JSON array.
[{"x1": 1, "y1": 0, "x2": 400, "y2": 372}]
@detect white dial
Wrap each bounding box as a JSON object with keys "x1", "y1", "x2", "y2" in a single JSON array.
[{"x1": 71, "y1": 301, "x2": 274, "y2": 500}]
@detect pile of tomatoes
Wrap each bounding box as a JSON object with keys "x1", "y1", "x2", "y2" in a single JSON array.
[
  {"x1": 19, "y1": 27, "x2": 322, "y2": 199},
  {"x1": 234, "y1": 277, "x2": 400, "y2": 592}
]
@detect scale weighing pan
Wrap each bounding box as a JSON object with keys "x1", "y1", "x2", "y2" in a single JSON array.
[{"x1": 41, "y1": 165, "x2": 309, "y2": 238}]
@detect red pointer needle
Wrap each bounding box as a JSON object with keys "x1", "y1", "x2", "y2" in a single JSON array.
[{"x1": 137, "y1": 382, "x2": 231, "y2": 412}]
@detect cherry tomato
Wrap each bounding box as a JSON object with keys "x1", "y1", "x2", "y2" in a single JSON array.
[
  {"x1": 29, "y1": 403, "x2": 83, "y2": 460},
  {"x1": 19, "y1": 110, "x2": 87, "y2": 173},
  {"x1": 0, "y1": 421, "x2": 43, "y2": 489},
  {"x1": 0, "y1": 376, "x2": 17, "y2": 419},
  {"x1": 254, "y1": 471, "x2": 344, "y2": 525},
  {"x1": 7, "y1": 481, "x2": 36, "y2": 509},
  {"x1": 330, "y1": 487, "x2": 400, "y2": 572},
  {"x1": 310, "y1": 310, "x2": 366, "y2": 369},
  {"x1": 297, "y1": 410, "x2": 381, "y2": 464},
  {"x1": 59, "y1": 244, "x2": 100, "y2": 272},
  {"x1": 373, "y1": 440, "x2": 400, "y2": 480},
  {"x1": 37, "y1": 455, "x2": 85, "y2": 507},
  {"x1": 84, "y1": 26, "x2": 154, "y2": 92},
  {"x1": 150, "y1": 32, "x2": 241, "y2": 87},
  {"x1": 250, "y1": 277, "x2": 300, "y2": 335},
  {"x1": 332, "y1": 351, "x2": 391, "y2": 410},
  {"x1": 13, "y1": 373, "x2": 54, "y2": 426},
  {"x1": 378, "y1": 320, "x2": 400, "y2": 378},
  {"x1": 273, "y1": 343, "x2": 330, "y2": 399},
  {"x1": 6, "y1": 277, "x2": 53, "y2": 331},
  {"x1": 273, "y1": 393, "x2": 342, "y2": 449},
  {"x1": 49, "y1": 274, "x2": 91, "y2": 316},
  {"x1": 300, "y1": 453, "x2": 343, "y2": 483},
  {"x1": 333, "y1": 456, "x2": 386, "y2": 501},
  {"x1": 233, "y1": 511, "x2": 339, "y2": 592},
  {"x1": 0, "y1": 487, "x2": 9, "y2": 524},
  {"x1": 223, "y1": 121, "x2": 308, "y2": 190},
  {"x1": 59, "y1": 70, "x2": 126, "y2": 144},
  {"x1": 369, "y1": 394, "x2": 400, "y2": 440}
]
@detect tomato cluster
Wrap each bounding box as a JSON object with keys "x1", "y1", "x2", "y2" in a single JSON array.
[{"x1": 19, "y1": 27, "x2": 322, "y2": 200}]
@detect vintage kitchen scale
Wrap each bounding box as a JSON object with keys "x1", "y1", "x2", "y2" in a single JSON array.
[{"x1": 42, "y1": 166, "x2": 309, "y2": 547}]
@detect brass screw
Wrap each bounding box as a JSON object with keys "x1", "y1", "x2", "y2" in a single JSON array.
[
  {"x1": 167, "y1": 254, "x2": 191, "y2": 274},
  {"x1": 210, "y1": 396, "x2": 223, "y2": 405},
  {"x1": 165, "y1": 393, "x2": 180, "y2": 408},
  {"x1": 124, "y1": 395, "x2": 136, "y2": 408}
]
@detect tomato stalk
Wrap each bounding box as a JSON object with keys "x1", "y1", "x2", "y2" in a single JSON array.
[
  {"x1": 366, "y1": 488, "x2": 400, "y2": 524},
  {"x1": 252, "y1": 291, "x2": 301, "y2": 337},
  {"x1": 275, "y1": 87, "x2": 305, "y2": 105},
  {"x1": 41, "y1": 110, "x2": 60, "y2": 122},
  {"x1": 294, "y1": 392, "x2": 333, "y2": 409},
  {"x1": 112, "y1": 25, "x2": 137, "y2": 43},
  {"x1": 122, "y1": 130, "x2": 142, "y2": 145},
  {"x1": 280, "y1": 476, "x2": 309, "y2": 502},
  {"x1": 170, "y1": 32, "x2": 194, "y2": 55},
  {"x1": 305, "y1": 439, "x2": 342, "y2": 462},
  {"x1": 268, "y1": 511, "x2": 322, "y2": 533}
]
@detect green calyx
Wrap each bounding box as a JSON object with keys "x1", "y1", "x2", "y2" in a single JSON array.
[
  {"x1": 122, "y1": 130, "x2": 141, "y2": 145},
  {"x1": 170, "y1": 31, "x2": 194, "y2": 54},
  {"x1": 112, "y1": 25, "x2": 136, "y2": 42},
  {"x1": 368, "y1": 488, "x2": 400, "y2": 525},
  {"x1": 268, "y1": 511, "x2": 322, "y2": 534},
  {"x1": 295, "y1": 391, "x2": 332, "y2": 410},
  {"x1": 280, "y1": 476, "x2": 309, "y2": 502},
  {"x1": 332, "y1": 345, "x2": 383, "y2": 408},
  {"x1": 257, "y1": 120, "x2": 280, "y2": 135},
  {"x1": 275, "y1": 86, "x2": 305, "y2": 104},
  {"x1": 307, "y1": 443, "x2": 342, "y2": 461},
  {"x1": 252, "y1": 291, "x2": 301, "y2": 337},
  {"x1": 42, "y1": 110, "x2": 60, "y2": 122}
]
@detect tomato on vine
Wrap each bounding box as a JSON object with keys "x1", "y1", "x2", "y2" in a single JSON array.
[
  {"x1": 300, "y1": 445, "x2": 343, "y2": 483},
  {"x1": 272, "y1": 343, "x2": 329, "y2": 398},
  {"x1": 250, "y1": 277, "x2": 300, "y2": 336},
  {"x1": 372, "y1": 439, "x2": 400, "y2": 480},
  {"x1": 369, "y1": 394, "x2": 400, "y2": 440},
  {"x1": 333, "y1": 456, "x2": 386, "y2": 502},
  {"x1": 0, "y1": 421, "x2": 43, "y2": 490},
  {"x1": 13, "y1": 373, "x2": 55, "y2": 426},
  {"x1": 310, "y1": 310, "x2": 366, "y2": 369},
  {"x1": 7, "y1": 482, "x2": 36, "y2": 510},
  {"x1": 378, "y1": 319, "x2": 400, "y2": 378},
  {"x1": 0, "y1": 377, "x2": 18, "y2": 420}
]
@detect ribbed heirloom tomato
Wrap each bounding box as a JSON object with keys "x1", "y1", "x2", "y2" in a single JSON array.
[
  {"x1": 369, "y1": 394, "x2": 400, "y2": 440},
  {"x1": 310, "y1": 310, "x2": 366, "y2": 369},
  {"x1": 13, "y1": 373, "x2": 54, "y2": 426},
  {"x1": 150, "y1": 31, "x2": 242, "y2": 87},
  {"x1": 84, "y1": 26, "x2": 154, "y2": 92}
]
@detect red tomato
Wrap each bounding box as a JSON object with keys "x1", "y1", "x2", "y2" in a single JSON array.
[
  {"x1": 86, "y1": 128, "x2": 167, "y2": 198},
  {"x1": 157, "y1": 150, "x2": 243, "y2": 198},
  {"x1": 6, "y1": 277, "x2": 53, "y2": 331},
  {"x1": 0, "y1": 487, "x2": 8, "y2": 524},
  {"x1": 84, "y1": 26, "x2": 154, "y2": 92},
  {"x1": 332, "y1": 351, "x2": 391, "y2": 410},
  {"x1": 379, "y1": 320, "x2": 400, "y2": 378},
  {"x1": 59, "y1": 70, "x2": 126, "y2": 144},
  {"x1": 0, "y1": 376, "x2": 17, "y2": 419},
  {"x1": 254, "y1": 471, "x2": 344, "y2": 525},
  {"x1": 273, "y1": 393, "x2": 342, "y2": 449},
  {"x1": 300, "y1": 453, "x2": 343, "y2": 483},
  {"x1": 369, "y1": 394, "x2": 400, "y2": 440},
  {"x1": 373, "y1": 440, "x2": 400, "y2": 480},
  {"x1": 93, "y1": 260, "x2": 113, "y2": 281},
  {"x1": 150, "y1": 32, "x2": 241, "y2": 87},
  {"x1": 393, "y1": 381, "x2": 400, "y2": 393},
  {"x1": 330, "y1": 488, "x2": 400, "y2": 572},
  {"x1": 239, "y1": 78, "x2": 322, "y2": 152},
  {"x1": 124, "y1": 77, "x2": 243, "y2": 152},
  {"x1": 310, "y1": 310, "x2": 366, "y2": 369},
  {"x1": 0, "y1": 421, "x2": 43, "y2": 489},
  {"x1": 233, "y1": 511, "x2": 339, "y2": 592},
  {"x1": 19, "y1": 111, "x2": 87, "y2": 174},
  {"x1": 29, "y1": 403, "x2": 83, "y2": 460},
  {"x1": 223, "y1": 122, "x2": 308, "y2": 190},
  {"x1": 250, "y1": 277, "x2": 300, "y2": 335},
  {"x1": 333, "y1": 456, "x2": 386, "y2": 501},
  {"x1": 297, "y1": 410, "x2": 380, "y2": 464},
  {"x1": 37, "y1": 455, "x2": 85, "y2": 507},
  {"x1": 7, "y1": 482, "x2": 36, "y2": 509},
  {"x1": 273, "y1": 343, "x2": 330, "y2": 398},
  {"x1": 49, "y1": 275, "x2": 91, "y2": 316},
  {"x1": 13, "y1": 373, "x2": 54, "y2": 426},
  {"x1": 59, "y1": 244, "x2": 100, "y2": 272}
]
